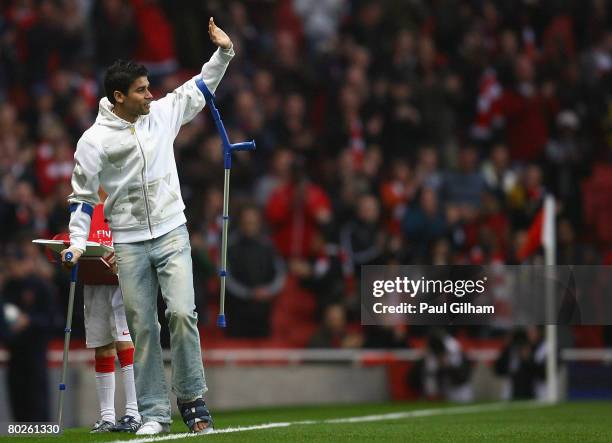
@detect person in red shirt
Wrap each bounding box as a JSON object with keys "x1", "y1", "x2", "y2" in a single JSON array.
[
  {"x1": 498, "y1": 54, "x2": 559, "y2": 162},
  {"x1": 265, "y1": 160, "x2": 332, "y2": 259},
  {"x1": 55, "y1": 191, "x2": 139, "y2": 433}
]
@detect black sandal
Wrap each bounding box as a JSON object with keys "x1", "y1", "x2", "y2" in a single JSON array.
[{"x1": 177, "y1": 398, "x2": 214, "y2": 434}]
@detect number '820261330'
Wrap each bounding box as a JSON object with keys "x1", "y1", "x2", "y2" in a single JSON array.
[{"x1": 4, "y1": 423, "x2": 62, "y2": 435}]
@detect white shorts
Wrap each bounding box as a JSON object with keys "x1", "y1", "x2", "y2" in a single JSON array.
[{"x1": 83, "y1": 285, "x2": 132, "y2": 348}]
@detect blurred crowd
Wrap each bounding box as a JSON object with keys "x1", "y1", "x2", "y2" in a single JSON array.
[{"x1": 2, "y1": 0, "x2": 612, "y2": 352}]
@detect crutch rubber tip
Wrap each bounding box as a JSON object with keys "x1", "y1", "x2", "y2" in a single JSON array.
[
  {"x1": 59, "y1": 384, "x2": 66, "y2": 390},
  {"x1": 217, "y1": 314, "x2": 226, "y2": 328}
]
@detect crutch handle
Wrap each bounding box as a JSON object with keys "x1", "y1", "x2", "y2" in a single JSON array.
[
  {"x1": 224, "y1": 141, "x2": 257, "y2": 169},
  {"x1": 62, "y1": 252, "x2": 79, "y2": 281},
  {"x1": 230, "y1": 141, "x2": 256, "y2": 152}
]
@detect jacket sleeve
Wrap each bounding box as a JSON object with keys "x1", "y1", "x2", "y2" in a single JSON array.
[
  {"x1": 154, "y1": 46, "x2": 235, "y2": 136},
  {"x1": 67, "y1": 136, "x2": 104, "y2": 252}
]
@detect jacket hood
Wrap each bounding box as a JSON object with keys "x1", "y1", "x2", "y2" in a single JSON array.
[{"x1": 96, "y1": 97, "x2": 134, "y2": 129}]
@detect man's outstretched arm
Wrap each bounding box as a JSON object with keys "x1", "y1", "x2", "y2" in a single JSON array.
[{"x1": 154, "y1": 17, "x2": 235, "y2": 133}]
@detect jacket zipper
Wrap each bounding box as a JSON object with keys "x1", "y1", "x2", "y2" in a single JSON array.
[{"x1": 131, "y1": 126, "x2": 153, "y2": 236}]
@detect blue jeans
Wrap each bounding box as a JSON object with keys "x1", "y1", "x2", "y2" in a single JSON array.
[{"x1": 114, "y1": 224, "x2": 206, "y2": 424}]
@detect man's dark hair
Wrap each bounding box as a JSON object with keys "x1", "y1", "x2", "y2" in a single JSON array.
[{"x1": 103, "y1": 60, "x2": 149, "y2": 104}]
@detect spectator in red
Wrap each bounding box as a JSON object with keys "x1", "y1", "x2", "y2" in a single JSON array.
[
  {"x1": 130, "y1": 0, "x2": 177, "y2": 76},
  {"x1": 498, "y1": 54, "x2": 559, "y2": 162},
  {"x1": 35, "y1": 136, "x2": 73, "y2": 197},
  {"x1": 265, "y1": 158, "x2": 332, "y2": 259},
  {"x1": 380, "y1": 158, "x2": 418, "y2": 235}
]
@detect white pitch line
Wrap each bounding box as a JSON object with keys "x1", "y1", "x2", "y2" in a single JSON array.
[{"x1": 109, "y1": 401, "x2": 548, "y2": 443}]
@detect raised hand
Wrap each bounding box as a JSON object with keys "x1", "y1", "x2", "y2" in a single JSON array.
[{"x1": 208, "y1": 17, "x2": 232, "y2": 50}]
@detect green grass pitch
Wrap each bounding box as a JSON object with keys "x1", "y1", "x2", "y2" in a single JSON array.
[{"x1": 2, "y1": 401, "x2": 610, "y2": 442}]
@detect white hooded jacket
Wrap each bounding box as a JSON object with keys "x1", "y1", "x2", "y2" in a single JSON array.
[{"x1": 68, "y1": 47, "x2": 234, "y2": 251}]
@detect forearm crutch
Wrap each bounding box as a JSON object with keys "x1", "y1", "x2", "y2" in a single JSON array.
[
  {"x1": 58, "y1": 252, "x2": 78, "y2": 428},
  {"x1": 195, "y1": 78, "x2": 256, "y2": 328}
]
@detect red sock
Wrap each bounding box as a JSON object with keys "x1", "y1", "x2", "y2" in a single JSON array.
[
  {"x1": 117, "y1": 347, "x2": 134, "y2": 368},
  {"x1": 95, "y1": 355, "x2": 116, "y2": 373}
]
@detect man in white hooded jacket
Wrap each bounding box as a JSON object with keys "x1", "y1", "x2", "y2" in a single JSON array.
[{"x1": 61, "y1": 18, "x2": 233, "y2": 435}]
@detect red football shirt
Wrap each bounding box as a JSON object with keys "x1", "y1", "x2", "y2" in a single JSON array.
[{"x1": 54, "y1": 204, "x2": 117, "y2": 285}]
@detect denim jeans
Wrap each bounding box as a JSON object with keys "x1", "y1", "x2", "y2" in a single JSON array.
[{"x1": 114, "y1": 224, "x2": 206, "y2": 424}]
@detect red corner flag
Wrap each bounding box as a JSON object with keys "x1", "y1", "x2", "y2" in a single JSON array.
[{"x1": 517, "y1": 195, "x2": 556, "y2": 261}]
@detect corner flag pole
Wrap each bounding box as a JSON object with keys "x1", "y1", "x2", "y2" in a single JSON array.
[
  {"x1": 195, "y1": 78, "x2": 256, "y2": 328},
  {"x1": 543, "y1": 195, "x2": 558, "y2": 403}
]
